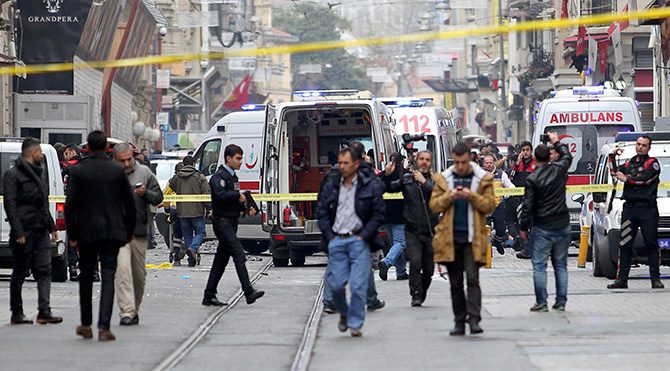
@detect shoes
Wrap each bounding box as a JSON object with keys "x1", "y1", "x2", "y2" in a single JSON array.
[
  {"x1": 36, "y1": 310, "x2": 63, "y2": 325},
  {"x1": 338, "y1": 316, "x2": 348, "y2": 332},
  {"x1": 130, "y1": 315, "x2": 139, "y2": 325},
  {"x1": 10, "y1": 312, "x2": 33, "y2": 325},
  {"x1": 493, "y1": 240, "x2": 505, "y2": 255},
  {"x1": 652, "y1": 279, "x2": 665, "y2": 289},
  {"x1": 516, "y1": 251, "x2": 531, "y2": 259},
  {"x1": 411, "y1": 296, "x2": 423, "y2": 307},
  {"x1": 530, "y1": 303, "x2": 548, "y2": 312},
  {"x1": 197, "y1": 253, "x2": 202, "y2": 266},
  {"x1": 323, "y1": 305, "x2": 337, "y2": 314},
  {"x1": 76, "y1": 325, "x2": 93, "y2": 339},
  {"x1": 469, "y1": 322, "x2": 483, "y2": 335},
  {"x1": 607, "y1": 280, "x2": 628, "y2": 289},
  {"x1": 449, "y1": 322, "x2": 466, "y2": 336},
  {"x1": 98, "y1": 329, "x2": 116, "y2": 342},
  {"x1": 120, "y1": 315, "x2": 138, "y2": 326},
  {"x1": 350, "y1": 328, "x2": 363, "y2": 337},
  {"x1": 378, "y1": 261, "x2": 389, "y2": 281},
  {"x1": 368, "y1": 300, "x2": 385, "y2": 311},
  {"x1": 173, "y1": 260, "x2": 181, "y2": 266},
  {"x1": 202, "y1": 297, "x2": 228, "y2": 307},
  {"x1": 552, "y1": 302, "x2": 566, "y2": 311},
  {"x1": 169, "y1": 253, "x2": 174, "y2": 263},
  {"x1": 92, "y1": 271, "x2": 100, "y2": 282},
  {"x1": 245, "y1": 289, "x2": 265, "y2": 305},
  {"x1": 177, "y1": 250, "x2": 187, "y2": 260},
  {"x1": 69, "y1": 268, "x2": 79, "y2": 282},
  {"x1": 396, "y1": 273, "x2": 409, "y2": 281}
]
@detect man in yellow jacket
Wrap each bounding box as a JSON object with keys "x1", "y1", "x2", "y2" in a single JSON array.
[{"x1": 430, "y1": 143, "x2": 496, "y2": 336}]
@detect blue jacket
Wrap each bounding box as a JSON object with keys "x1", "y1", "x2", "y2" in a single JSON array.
[{"x1": 316, "y1": 166, "x2": 386, "y2": 244}]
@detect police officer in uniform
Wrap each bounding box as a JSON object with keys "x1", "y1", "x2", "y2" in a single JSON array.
[
  {"x1": 202, "y1": 144, "x2": 265, "y2": 306},
  {"x1": 607, "y1": 135, "x2": 664, "y2": 289},
  {"x1": 482, "y1": 154, "x2": 515, "y2": 255}
]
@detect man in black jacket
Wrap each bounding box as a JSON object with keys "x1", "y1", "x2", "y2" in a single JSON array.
[
  {"x1": 383, "y1": 150, "x2": 437, "y2": 307},
  {"x1": 378, "y1": 152, "x2": 408, "y2": 281},
  {"x1": 317, "y1": 147, "x2": 385, "y2": 337},
  {"x1": 202, "y1": 144, "x2": 265, "y2": 307},
  {"x1": 519, "y1": 132, "x2": 572, "y2": 312},
  {"x1": 510, "y1": 141, "x2": 536, "y2": 259},
  {"x1": 4, "y1": 138, "x2": 62, "y2": 325},
  {"x1": 65, "y1": 131, "x2": 136, "y2": 342}
]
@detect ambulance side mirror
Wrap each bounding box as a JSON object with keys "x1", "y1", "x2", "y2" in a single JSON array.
[{"x1": 571, "y1": 194, "x2": 585, "y2": 205}]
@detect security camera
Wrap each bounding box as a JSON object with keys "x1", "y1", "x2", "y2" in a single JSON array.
[{"x1": 158, "y1": 26, "x2": 168, "y2": 38}]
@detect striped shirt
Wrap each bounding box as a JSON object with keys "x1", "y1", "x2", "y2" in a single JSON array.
[{"x1": 332, "y1": 175, "x2": 363, "y2": 234}]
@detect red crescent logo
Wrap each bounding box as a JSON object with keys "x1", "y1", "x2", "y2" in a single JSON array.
[{"x1": 245, "y1": 157, "x2": 258, "y2": 169}]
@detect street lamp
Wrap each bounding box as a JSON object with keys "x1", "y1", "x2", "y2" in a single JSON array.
[{"x1": 615, "y1": 76, "x2": 627, "y2": 90}]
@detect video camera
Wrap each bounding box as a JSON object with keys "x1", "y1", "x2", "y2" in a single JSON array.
[{"x1": 401, "y1": 133, "x2": 427, "y2": 152}]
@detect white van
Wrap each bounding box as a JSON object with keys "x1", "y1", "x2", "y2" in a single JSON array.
[
  {"x1": 0, "y1": 140, "x2": 68, "y2": 281},
  {"x1": 532, "y1": 86, "x2": 642, "y2": 241},
  {"x1": 261, "y1": 90, "x2": 399, "y2": 267},
  {"x1": 381, "y1": 98, "x2": 461, "y2": 172},
  {"x1": 190, "y1": 107, "x2": 268, "y2": 254}
]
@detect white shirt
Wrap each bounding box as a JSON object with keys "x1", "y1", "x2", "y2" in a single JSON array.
[{"x1": 332, "y1": 175, "x2": 363, "y2": 234}]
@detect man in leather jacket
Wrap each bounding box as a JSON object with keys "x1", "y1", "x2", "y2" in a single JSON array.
[
  {"x1": 519, "y1": 132, "x2": 572, "y2": 312},
  {"x1": 509, "y1": 141, "x2": 536, "y2": 259}
]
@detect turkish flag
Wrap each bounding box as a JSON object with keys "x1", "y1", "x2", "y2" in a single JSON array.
[
  {"x1": 598, "y1": 40, "x2": 608, "y2": 74},
  {"x1": 561, "y1": 0, "x2": 569, "y2": 19},
  {"x1": 576, "y1": 26, "x2": 587, "y2": 56},
  {"x1": 223, "y1": 74, "x2": 253, "y2": 111}
]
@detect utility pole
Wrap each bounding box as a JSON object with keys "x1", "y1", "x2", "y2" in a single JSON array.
[{"x1": 497, "y1": 0, "x2": 508, "y2": 141}]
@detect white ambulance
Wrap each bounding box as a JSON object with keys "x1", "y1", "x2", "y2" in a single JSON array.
[
  {"x1": 380, "y1": 98, "x2": 461, "y2": 172},
  {"x1": 532, "y1": 86, "x2": 642, "y2": 241}
]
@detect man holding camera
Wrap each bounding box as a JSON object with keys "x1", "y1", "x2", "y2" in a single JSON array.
[{"x1": 383, "y1": 150, "x2": 437, "y2": 306}]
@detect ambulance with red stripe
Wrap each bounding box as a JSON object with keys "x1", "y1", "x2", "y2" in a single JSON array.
[{"x1": 532, "y1": 86, "x2": 641, "y2": 241}]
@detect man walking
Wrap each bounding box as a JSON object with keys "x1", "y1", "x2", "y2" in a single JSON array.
[
  {"x1": 317, "y1": 147, "x2": 385, "y2": 337},
  {"x1": 202, "y1": 144, "x2": 265, "y2": 306},
  {"x1": 510, "y1": 141, "x2": 536, "y2": 259},
  {"x1": 4, "y1": 138, "x2": 62, "y2": 325},
  {"x1": 607, "y1": 135, "x2": 664, "y2": 290},
  {"x1": 66, "y1": 131, "x2": 136, "y2": 341},
  {"x1": 430, "y1": 143, "x2": 495, "y2": 335},
  {"x1": 61, "y1": 144, "x2": 83, "y2": 281},
  {"x1": 378, "y1": 152, "x2": 408, "y2": 281},
  {"x1": 383, "y1": 150, "x2": 437, "y2": 307},
  {"x1": 113, "y1": 143, "x2": 163, "y2": 325},
  {"x1": 482, "y1": 154, "x2": 515, "y2": 255},
  {"x1": 518, "y1": 133, "x2": 572, "y2": 312},
  {"x1": 169, "y1": 156, "x2": 210, "y2": 267}
]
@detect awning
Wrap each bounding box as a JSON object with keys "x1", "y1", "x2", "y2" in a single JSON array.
[{"x1": 564, "y1": 33, "x2": 610, "y2": 44}]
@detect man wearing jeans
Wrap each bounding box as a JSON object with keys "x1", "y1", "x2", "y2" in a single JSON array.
[
  {"x1": 169, "y1": 156, "x2": 210, "y2": 267},
  {"x1": 317, "y1": 148, "x2": 385, "y2": 337},
  {"x1": 379, "y1": 152, "x2": 408, "y2": 281},
  {"x1": 519, "y1": 132, "x2": 572, "y2": 312}
]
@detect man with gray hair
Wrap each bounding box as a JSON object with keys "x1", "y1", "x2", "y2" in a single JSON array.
[{"x1": 113, "y1": 143, "x2": 163, "y2": 326}]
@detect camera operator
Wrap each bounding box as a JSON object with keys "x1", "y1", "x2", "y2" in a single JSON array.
[
  {"x1": 383, "y1": 149, "x2": 437, "y2": 307},
  {"x1": 509, "y1": 141, "x2": 536, "y2": 259}
]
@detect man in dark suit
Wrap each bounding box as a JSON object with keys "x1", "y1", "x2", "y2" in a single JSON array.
[{"x1": 65, "y1": 131, "x2": 136, "y2": 342}]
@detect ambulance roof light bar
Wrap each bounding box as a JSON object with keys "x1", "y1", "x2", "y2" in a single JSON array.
[
  {"x1": 379, "y1": 97, "x2": 434, "y2": 107},
  {"x1": 292, "y1": 90, "x2": 373, "y2": 101},
  {"x1": 572, "y1": 86, "x2": 604, "y2": 95},
  {"x1": 241, "y1": 104, "x2": 266, "y2": 111},
  {"x1": 615, "y1": 131, "x2": 670, "y2": 143}
]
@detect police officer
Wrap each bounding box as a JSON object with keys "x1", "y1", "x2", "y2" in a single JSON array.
[
  {"x1": 202, "y1": 144, "x2": 265, "y2": 306},
  {"x1": 607, "y1": 135, "x2": 664, "y2": 289},
  {"x1": 482, "y1": 154, "x2": 515, "y2": 255}
]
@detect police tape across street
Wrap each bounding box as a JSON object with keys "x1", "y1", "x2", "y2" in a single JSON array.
[{"x1": 9, "y1": 182, "x2": 670, "y2": 203}]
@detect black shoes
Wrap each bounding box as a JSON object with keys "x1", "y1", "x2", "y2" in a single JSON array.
[
  {"x1": 493, "y1": 240, "x2": 505, "y2": 255},
  {"x1": 469, "y1": 322, "x2": 483, "y2": 335},
  {"x1": 396, "y1": 273, "x2": 409, "y2": 281},
  {"x1": 10, "y1": 312, "x2": 33, "y2": 325},
  {"x1": 36, "y1": 310, "x2": 63, "y2": 325},
  {"x1": 323, "y1": 305, "x2": 337, "y2": 314},
  {"x1": 92, "y1": 271, "x2": 100, "y2": 282},
  {"x1": 607, "y1": 280, "x2": 628, "y2": 289},
  {"x1": 245, "y1": 289, "x2": 265, "y2": 305},
  {"x1": 516, "y1": 250, "x2": 531, "y2": 259},
  {"x1": 552, "y1": 302, "x2": 566, "y2": 311},
  {"x1": 69, "y1": 268, "x2": 79, "y2": 282},
  {"x1": 530, "y1": 303, "x2": 548, "y2": 312},
  {"x1": 652, "y1": 279, "x2": 665, "y2": 289},
  {"x1": 378, "y1": 261, "x2": 389, "y2": 281},
  {"x1": 368, "y1": 300, "x2": 385, "y2": 311},
  {"x1": 449, "y1": 322, "x2": 466, "y2": 336},
  {"x1": 202, "y1": 296, "x2": 228, "y2": 307},
  {"x1": 411, "y1": 296, "x2": 423, "y2": 307},
  {"x1": 338, "y1": 316, "x2": 348, "y2": 332},
  {"x1": 120, "y1": 315, "x2": 139, "y2": 326}
]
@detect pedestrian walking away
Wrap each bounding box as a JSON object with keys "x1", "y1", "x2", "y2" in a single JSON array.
[
  {"x1": 519, "y1": 133, "x2": 572, "y2": 312},
  {"x1": 317, "y1": 147, "x2": 385, "y2": 337},
  {"x1": 65, "y1": 131, "x2": 136, "y2": 342},
  {"x1": 202, "y1": 144, "x2": 265, "y2": 307},
  {"x1": 169, "y1": 155, "x2": 210, "y2": 267},
  {"x1": 113, "y1": 143, "x2": 163, "y2": 326},
  {"x1": 483, "y1": 154, "x2": 515, "y2": 255},
  {"x1": 607, "y1": 135, "x2": 664, "y2": 290},
  {"x1": 3, "y1": 138, "x2": 63, "y2": 325},
  {"x1": 163, "y1": 163, "x2": 184, "y2": 265},
  {"x1": 430, "y1": 143, "x2": 495, "y2": 336},
  {"x1": 379, "y1": 151, "x2": 408, "y2": 281},
  {"x1": 383, "y1": 150, "x2": 437, "y2": 307}
]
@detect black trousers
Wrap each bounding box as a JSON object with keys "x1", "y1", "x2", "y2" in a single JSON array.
[
  {"x1": 10, "y1": 229, "x2": 51, "y2": 313},
  {"x1": 79, "y1": 240, "x2": 119, "y2": 330},
  {"x1": 491, "y1": 204, "x2": 507, "y2": 241},
  {"x1": 204, "y1": 218, "x2": 252, "y2": 298},
  {"x1": 618, "y1": 204, "x2": 661, "y2": 281},
  {"x1": 405, "y1": 229, "x2": 434, "y2": 298},
  {"x1": 446, "y1": 241, "x2": 482, "y2": 324}
]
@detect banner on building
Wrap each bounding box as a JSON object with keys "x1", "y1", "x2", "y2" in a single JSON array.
[
  {"x1": 15, "y1": 0, "x2": 93, "y2": 94},
  {"x1": 598, "y1": 40, "x2": 608, "y2": 74},
  {"x1": 576, "y1": 26, "x2": 587, "y2": 56},
  {"x1": 610, "y1": 23, "x2": 623, "y2": 67},
  {"x1": 588, "y1": 37, "x2": 597, "y2": 75},
  {"x1": 561, "y1": 0, "x2": 569, "y2": 18}
]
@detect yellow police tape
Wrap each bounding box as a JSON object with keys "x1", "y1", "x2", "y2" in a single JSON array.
[
  {"x1": 146, "y1": 262, "x2": 173, "y2": 269},
  {"x1": 2, "y1": 7, "x2": 670, "y2": 77}
]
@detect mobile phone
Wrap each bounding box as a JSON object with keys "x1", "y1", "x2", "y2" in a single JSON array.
[{"x1": 135, "y1": 182, "x2": 143, "y2": 188}]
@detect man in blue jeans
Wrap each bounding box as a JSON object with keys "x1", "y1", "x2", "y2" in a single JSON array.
[
  {"x1": 317, "y1": 147, "x2": 385, "y2": 337},
  {"x1": 168, "y1": 156, "x2": 210, "y2": 267},
  {"x1": 519, "y1": 132, "x2": 572, "y2": 312},
  {"x1": 379, "y1": 152, "x2": 408, "y2": 280}
]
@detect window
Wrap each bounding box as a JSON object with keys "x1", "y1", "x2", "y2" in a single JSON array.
[{"x1": 195, "y1": 139, "x2": 222, "y2": 176}]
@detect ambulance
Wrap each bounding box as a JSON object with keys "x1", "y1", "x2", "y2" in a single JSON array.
[
  {"x1": 261, "y1": 90, "x2": 398, "y2": 267},
  {"x1": 380, "y1": 98, "x2": 461, "y2": 172},
  {"x1": 532, "y1": 86, "x2": 642, "y2": 241}
]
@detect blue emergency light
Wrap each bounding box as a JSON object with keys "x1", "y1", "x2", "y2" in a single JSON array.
[
  {"x1": 572, "y1": 86, "x2": 604, "y2": 96},
  {"x1": 241, "y1": 104, "x2": 265, "y2": 111}
]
